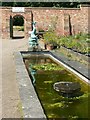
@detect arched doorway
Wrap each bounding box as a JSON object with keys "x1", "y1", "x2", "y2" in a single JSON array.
[
  {"x1": 10, "y1": 15, "x2": 25, "y2": 39},
  {"x1": 13, "y1": 15, "x2": 24, "y2": 39}
]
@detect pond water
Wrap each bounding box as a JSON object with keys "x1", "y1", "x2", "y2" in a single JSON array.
[{"x1": 24, "y1": 55, "x2": 90, "y2": 119}]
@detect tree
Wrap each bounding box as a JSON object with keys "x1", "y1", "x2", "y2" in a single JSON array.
[
  {"x1": 1, "y1": 2, "x2": 79, "y2": 8},
  {"x1": 1, "y1": 2, "x2": 89, "y2": 8},
  {"x1": 13, "y1": 16, "x2": 24, "y2": 26}
]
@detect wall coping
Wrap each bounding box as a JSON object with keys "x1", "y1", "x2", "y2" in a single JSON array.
[
  {"x1": 14, "y1": 51, "x2": 46, "y2": 118},
  {"x1": 0, "y1": 6, "x2": 81, "y2": 10},
  {"x1": 80, "y1": 4, "x2": 90, "y2": 7}
]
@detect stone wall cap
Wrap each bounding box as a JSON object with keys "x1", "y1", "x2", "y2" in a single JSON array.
[
  {"x1": 80, "y1": 4, "x2": 90, "y2": 7},
  {"x1": 25, "y1": 7, "x2": 81, "y2": 10},
  {"x1": 0, "y1": 6, "x2": 81, "y2": 10},
  {"x1": 0, "y1": 7, "x2": 12, "y2": 9}
]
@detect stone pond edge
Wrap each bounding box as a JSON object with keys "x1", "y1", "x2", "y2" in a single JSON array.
[
  {"x1": 14, "y1": 51, "x2": 90, "y2": 118},
  {"x1": 14, "y1": 51, "x2": 46, "y2": 119}
]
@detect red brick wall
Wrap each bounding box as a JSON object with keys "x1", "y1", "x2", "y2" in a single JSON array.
[
  {"x1": 31, "y1": 5, "x2": 89, "y2": 36},
  {"x1": 0, "y1": 5, "x2": 89, "y2": 39}
]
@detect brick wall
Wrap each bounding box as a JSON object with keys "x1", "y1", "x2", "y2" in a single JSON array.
[
  {"x1": 31, "y1": 5, "x2": 89, "y2": 36},
  {"x1": 0, "y1": 5, "x2": 89, "y2": 39},
  {"x1": 0, "y1": 7, "x2": 32, "y2": 39}
]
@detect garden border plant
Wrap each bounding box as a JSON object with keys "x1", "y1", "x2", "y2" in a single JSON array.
[
  {"x1": 43, "y1": 31, "x2": 59, "y2": 50},
  {"x1": 43, "y1": 31, "x2": 90, "y2": 55}
]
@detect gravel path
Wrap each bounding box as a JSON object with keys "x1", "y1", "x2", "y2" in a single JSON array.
[{"x1": 1, "y1": 38, "x2": 28, "y2": 118}]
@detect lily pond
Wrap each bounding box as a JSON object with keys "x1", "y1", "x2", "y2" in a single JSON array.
[{"x1": 24, "y1": 55, "x2": 90, "y2": 119}]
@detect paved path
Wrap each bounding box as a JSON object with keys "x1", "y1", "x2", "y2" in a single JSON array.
[
  {"x1": 2, "y1": 38, "x2": 28, "y2": 118},
  {"x1": 0, "y1": 40, "x2": 2, "y2": 120}
]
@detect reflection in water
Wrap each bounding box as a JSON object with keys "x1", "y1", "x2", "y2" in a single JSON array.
[
  {"x1": 53, "y1": 81, "x2": 84, "y2": 98},
  {"x1": 59, "y1": 91, "x2": 84, "y2": 98}
]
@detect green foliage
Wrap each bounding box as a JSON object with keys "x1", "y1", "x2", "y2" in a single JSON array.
[
  {"x1": 13, "y1": 16, "x2": 24, "y2": 26},
  {"x1": 13, "y1": 26, "x2": 24, "y2": 31},
  {"x1": 32, "y1": 63, "x2": 64, "y2": 71},
  {"x1": 43, "y1": 31, "x2": 59, "y2": 46},
  {"x1": 1, "y1": 2, "x2": 81, "y2": 8},
  {"x1": 19, "y1": 26, "x2": 24, "y2": 31},
  {"x1": 43, "y1": 32, "x2": 90, "y2": 54}
]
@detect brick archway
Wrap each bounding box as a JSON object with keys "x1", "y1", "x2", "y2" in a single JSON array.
[
  {"x1": 10, "y1": 14, "x2": 25, "y2": 38},
  {"x1": 1, "y1": 7, "x2": 32, "y2": 39},
  {"x1": 11, "y1": 11, "x2": 32, "y2": 39}
]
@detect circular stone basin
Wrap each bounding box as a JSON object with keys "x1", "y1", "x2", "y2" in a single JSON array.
[{"x1": 53, "y1": 82, "x2": 81, "y2": 94}]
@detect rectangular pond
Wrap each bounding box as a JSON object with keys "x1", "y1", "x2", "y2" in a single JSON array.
[{"x1": 24, "y1": 54, "x2": 90, "y2": 119}]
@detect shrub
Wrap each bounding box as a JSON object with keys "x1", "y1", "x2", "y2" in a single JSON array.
[
  {"x1": 43, "y1": 31, "x2": 58, "y2": 45},
  {"x1": 58, "y1": 33, "x2": 90, "y2": 54},
  {"x1": 43, "y1": 31, "x2": 90, "y2": 54}
]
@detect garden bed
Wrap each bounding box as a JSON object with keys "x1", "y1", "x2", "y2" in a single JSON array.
[
  {"x1": 43, "y1": 32, "x2": 90, "y2": 54},
  {"x1": 43, "y1": 32, "x2": 90, "y2": 64}
]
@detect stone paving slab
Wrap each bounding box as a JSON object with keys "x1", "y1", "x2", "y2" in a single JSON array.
[{"x1": 51, "y1": 50, "x2": 90, "y2": 81}]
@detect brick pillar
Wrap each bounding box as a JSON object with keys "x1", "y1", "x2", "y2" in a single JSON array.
[
  {"x1": 64, "y1": 14, "x2": 70, "y2": 36},
  {"x1": 2, "y1": 10, "x2": 8, "y2": 39},
  {"x1": 25, "y1": 10, "x2": 32, "y2": 38},
  {"x1": 6, "y1": 18, "x2": 11, "y2": 38},
  {"x1": 1, "y1": 8, "x2": 12, "y2": 39}
]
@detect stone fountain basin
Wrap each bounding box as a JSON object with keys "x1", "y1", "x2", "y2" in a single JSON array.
[{"x1": 53, "y1": 82, "x2": 81, "y2": 94}]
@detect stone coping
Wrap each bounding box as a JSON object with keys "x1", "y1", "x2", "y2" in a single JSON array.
[
  {"x1": 14, "y1": 51, "x2": 46, "y2": 118},
  {"x1": 0, "y1": 6, "x2": 81, "y2": 10},
  {"x1": 21, "y1": 51, "x2": 90, "y2": 84}
]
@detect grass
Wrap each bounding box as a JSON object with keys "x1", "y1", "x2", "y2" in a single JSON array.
[{"x1": 13, "y1": 26, "x2": 24, "y2": 31}]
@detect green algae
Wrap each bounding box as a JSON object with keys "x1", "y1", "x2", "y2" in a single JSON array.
[
  {"x1": 25, "y1": 56, "x2": 90, "y2": 119},
  {"x1": 34, "y1": 71, "x2": 90, "y2": 119},
  {"x1": 32, "y1": 63, "x2": 64, "y2": 71}
]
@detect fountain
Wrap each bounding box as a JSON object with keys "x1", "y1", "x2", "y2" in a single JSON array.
[
  {"x1": 53, "y1": 81, "x2": 81, "y2": 98},
  {"x1": 28, "y1": 22, "x2": 38, "y2": 51},
  {"x1": 28, "y1": 22, "x2": 39, "y2": 83}
]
